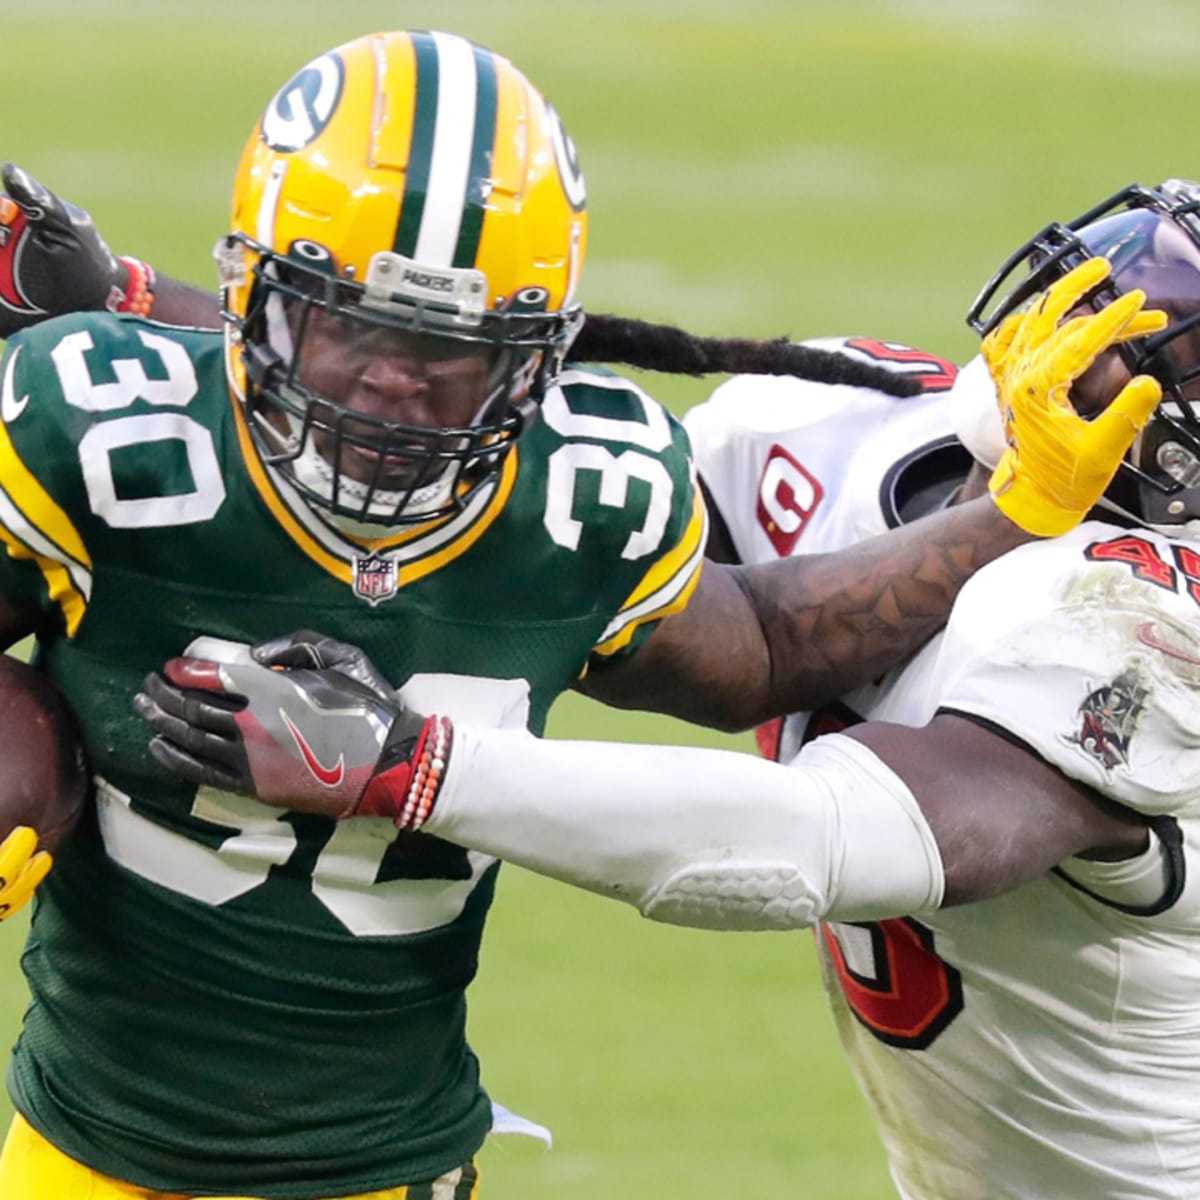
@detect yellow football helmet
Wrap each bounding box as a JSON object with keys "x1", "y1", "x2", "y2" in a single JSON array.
[{"x1": 217, "y1": 30, "x2": 588, "y2": 525}]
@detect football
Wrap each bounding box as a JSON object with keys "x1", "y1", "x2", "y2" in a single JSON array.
[{"x1": 0, "y1": 656, "x2": 88, "y2": 853}]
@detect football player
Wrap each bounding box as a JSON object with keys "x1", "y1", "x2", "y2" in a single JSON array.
[
  {"x1": 0, "y1": 30, "x2": 1165, "y2": 1200},
  {"x1": 143, "y1": 186, "x2": 1200, "y2": 1198}
]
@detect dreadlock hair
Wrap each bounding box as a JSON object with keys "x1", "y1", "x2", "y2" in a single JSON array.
[{"x1": 569, "y1": 312, "x2": 923, "y2": 398}]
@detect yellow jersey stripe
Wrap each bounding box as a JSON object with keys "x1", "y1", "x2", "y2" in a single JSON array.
[
  {"x1": 0, "y1": 506, "x2": 88, "y2": 637},
  {"x1": 229, "y1": 390, "x2": 519, "y2": 586},
  {"x1": 615, "y1": 488, "x2": 707, "y2": 613},
  {"x1": 591, "y1": 498, "x2": 709, "y2": 658},
  {"x1": 397, "y1": 449, "x2": 517, "y2": 586},
  {"x1": 591, "y1": 553, "x2": 705, "y2": 659},
  {"x1": 229, "y1": 393, "x2": 354, "y2": 582},
  {"x1": 0, "y1": 407, "x2": 92, "y2": 636}
]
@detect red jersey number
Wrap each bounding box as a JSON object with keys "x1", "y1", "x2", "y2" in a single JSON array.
[{"x1": 822, "y1": 916, "x2": 963, "y2": 1050}]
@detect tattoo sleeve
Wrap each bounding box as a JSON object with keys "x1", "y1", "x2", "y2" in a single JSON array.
[{"x1": 577, "y1": 495, "x2": 1032, "y2": 730}]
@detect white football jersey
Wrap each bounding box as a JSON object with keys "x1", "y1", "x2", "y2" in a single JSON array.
[{"x1": 685, "y1": 343, "x2": 1200, "y2": 1199}]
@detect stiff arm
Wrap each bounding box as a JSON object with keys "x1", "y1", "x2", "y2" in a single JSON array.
[
  {"x1": 423, "y1": 713, "x2": 1148, "y2": 929},
  {"x1": 579, "y1": 494, "x2": 1028, "y2": 728}
]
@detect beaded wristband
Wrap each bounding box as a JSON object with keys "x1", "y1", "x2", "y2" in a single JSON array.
[
  {"x1": 114, "y1": 256, "x2": 157, "y2": 317},
  {"x1": 397, "y1": 716, "x2": 453, "y2": 830},
  {"x1": 356, "y1": 715, "x2": 453, "y2": 829}
]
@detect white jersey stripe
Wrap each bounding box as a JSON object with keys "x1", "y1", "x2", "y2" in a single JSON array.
[
  {"x1": 0, "y1": 484, "x2": 93, "y2": 601},
  {"x1": 596, "y1": 511, "x2": 708, "y2": 646}
]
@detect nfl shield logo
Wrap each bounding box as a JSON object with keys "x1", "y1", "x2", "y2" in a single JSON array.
[{"x1": 352, "y1": 553, "x2": 398, "y2": 606}]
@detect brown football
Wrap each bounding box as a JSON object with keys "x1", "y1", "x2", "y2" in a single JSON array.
[{"x1": 0, "y1": 657, "x2": 88, "y2": 853}]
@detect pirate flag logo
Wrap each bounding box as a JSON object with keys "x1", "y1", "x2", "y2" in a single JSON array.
[{"x1": 1065, "y1": 667, "x2": 1148, "y2": 771}]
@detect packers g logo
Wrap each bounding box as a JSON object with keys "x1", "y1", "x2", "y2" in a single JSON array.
[
  {"x1": 262, "y1": 53, "x2": 345, "y2": 152},
  {"x1": 546, "y1": 104, "x2": 586, "y2": 213}
]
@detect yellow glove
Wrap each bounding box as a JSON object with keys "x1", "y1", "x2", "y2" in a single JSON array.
[
  {"x1": 984, "y1": 256, "x2": 1167, "y2": 537},
  {"x1": 0, "y1": 827, "x2": 51, "y2": 920}
]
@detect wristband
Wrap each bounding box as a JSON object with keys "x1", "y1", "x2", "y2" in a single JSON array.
[
  {"x1": 356, "y1": 715, "x2": 453, "y2": 828},
  {"x1": 112, "y1": 256, "x2": 157, "y2": 317}
]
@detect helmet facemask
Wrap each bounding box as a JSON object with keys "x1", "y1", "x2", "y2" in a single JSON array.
[
  {"x1": 226, "y1": 234, "x2": 583, "y2": 527},
  {"x1": 967, "y1": 181, "x2": 1200, "y2": 532},
  {"x1": 219, "y1": 30, "x2": 589, "y2": 532}
]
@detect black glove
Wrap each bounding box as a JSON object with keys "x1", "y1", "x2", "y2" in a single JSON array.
[
  {"x1": 0, "y1": 162, "x2": 153, "y2": 337},
  {"x1": 132, "y1": 632, "x2": 452, "y2": 824}
]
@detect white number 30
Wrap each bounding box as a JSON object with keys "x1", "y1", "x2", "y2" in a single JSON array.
[
  {"x1": 51, "y1": 329, "x2": 226, "y2": 528},
  {"x1": 540, "y1": 382, "x2": 674, "y2": 560}
]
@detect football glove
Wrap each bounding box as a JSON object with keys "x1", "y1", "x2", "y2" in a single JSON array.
[
  {"x1": 133, "y1": 633, "x2": 452, "y2": 825},
  {"x1": 0, "y1": 826, "x2": 51, "y2": 920},
  {"x1": 0, "y1": 162, "x2": 154, "y2": 338},
  {"x1": 984, "y1": 256, "x2": 1166, "y2": 537}
]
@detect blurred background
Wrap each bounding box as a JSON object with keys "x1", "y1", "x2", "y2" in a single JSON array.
[{"x1": 4, "y1": 1, "x2": 1200, "y2": 1195}]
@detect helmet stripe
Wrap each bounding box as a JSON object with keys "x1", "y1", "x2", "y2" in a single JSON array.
[
  {"x1": 410, "y1": 33, "x2": 484, "y2": 268},
  {"x1": 392, "y1": 31, "x2": 440, "y2": 259},
  {"x1": 451, "y1": 44, "x2": 499, "y2": 269}
]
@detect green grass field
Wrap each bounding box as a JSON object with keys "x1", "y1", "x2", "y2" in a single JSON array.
[{"x1": 4, "y1": 2, "x2": 1200, "y2": 1195}]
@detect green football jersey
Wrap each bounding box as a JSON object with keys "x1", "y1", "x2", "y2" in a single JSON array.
[{"x1": 0, "y1": 312, "x2": 705, "y2": 1197}]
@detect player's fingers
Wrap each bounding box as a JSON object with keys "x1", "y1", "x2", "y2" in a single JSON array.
[
  {"x1": 143, "y1": 670, "x2": 242, "y2": 735},
  {"x1": 1052, "y1": 291, "x2": 1155, "y2": 383},
  {"x1": 0, "y1": 851, "x2": 52, "y2": 921},
  {"x1": 133, "y1": 688, "x2": 241, "y2": 764},
  {"x1": 1036, "y1": 258, "x2": 1112, "y2": 330},
  {"x1": 1109, "y1": 306, "x2": 1168, "y2": 344},
  {"x1": 1087, "y1": 375, "x2": 1163, "y2": 456},
  {"x1": 0, "y1": 163, "x2": 64, "y2": 225},
  {"x1": 147, "y1": 735, "x2": 243, "y2": 793},
  {"x1": 0, "y1": 826, "x2": 38, "y2": 889},
  {"x1": 252, "y1": 633, "x2": 328, "y2": 670},
  {"x1": 980, "y1": 311, "x2": 1022, "y2": 374}
]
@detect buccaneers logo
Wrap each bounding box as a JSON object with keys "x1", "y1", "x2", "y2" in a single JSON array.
[
  {"x1": 1065, "y1": 667, "x2": 1148, "y2": 771},
  {"x1": 0, "y1": 201, "x2": 43, "y2": 321}
]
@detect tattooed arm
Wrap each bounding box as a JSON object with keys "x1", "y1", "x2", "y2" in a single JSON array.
[{"x1": 576, "y1": 492, "x2": 1028, "y2": 730}]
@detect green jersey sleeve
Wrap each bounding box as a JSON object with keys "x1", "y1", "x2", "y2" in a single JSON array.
[
  {"x1": 0, "y1": 329, "x2": 95, "y2": 634},
  {"x1": 540, "y1": 366, "x2": 707, "y2": 666}
]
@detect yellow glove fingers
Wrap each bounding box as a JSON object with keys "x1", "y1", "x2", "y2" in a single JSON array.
[
  {"x1": 1085, "y1": 375, "x2": 1163, "y2": 460},
  {"x1": 1109, "y1": 306, "x2": 1168, "y2": 344},
  {"x1": 0, "y1": 826, "x2": 38, "y2": 888},
  {"x1": 0, "y1": 850, "x2": 52, "y2": 920},
  {"x1": 1033, "y1": 257, "x2": 1112, "y2": 332},
  {"x1": 994, "y1": 258, "x2": 1113, "y2": 378},
  {"x1": 981, "y1": 309, "x2": 1021, "y2": 368},
  {"x1": 1048, "y1": 291, "x2": 1160, "y2": 396}
]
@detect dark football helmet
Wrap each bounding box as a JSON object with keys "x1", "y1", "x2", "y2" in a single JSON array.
[
  {"x1": 968, "y1": 180, "x2": 1200, "y2": 530},
  {"x1": 218, "y1": 30, "x2": 587, "y2": 527}
]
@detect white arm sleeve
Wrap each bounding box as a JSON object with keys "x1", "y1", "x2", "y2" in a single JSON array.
[{"x1": 427, "y1": 729, "x2": 944, "y2": 931}]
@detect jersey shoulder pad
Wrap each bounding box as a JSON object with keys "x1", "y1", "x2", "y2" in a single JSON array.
[
  {"x1": 537, "y1": 365, "x2": 696, "y2": 493},
  {"x1": 936, "y1": 522, "x2": 1200, "y2": 816},
  {"x1": 1, "y1": 313, "x2": 223, "y2": 501},
  {"x1": 529, "y1": 367, "x2": 704, "y2": 658},
  {"x1": 684, "y1": 353, "x2": 961, "y2": 565},
  {"x1": 806, "y1": 336, "x2": 959, "y2": 393}
]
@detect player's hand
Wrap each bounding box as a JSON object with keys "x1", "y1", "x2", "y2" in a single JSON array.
[
  {"x1": 0, "y1": 826, "x2": 51, "y2": 920},
  {"x1": 983, "y1": 256, "x2": 1166, "y2": 537},
  {"x1": 0, "y1": 162, "x2": 153, "y2": 338},
  {"x1": 132, "y1": 633, "x2": 452, "y2": 825}
]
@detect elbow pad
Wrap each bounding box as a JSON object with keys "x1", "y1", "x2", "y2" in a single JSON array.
[
  {"x1": 638, "y1": 734, "x2": 944, "y2": 930},
  {"x1": 433, "y1": 728, "x2": 944, "y2": 933}
]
